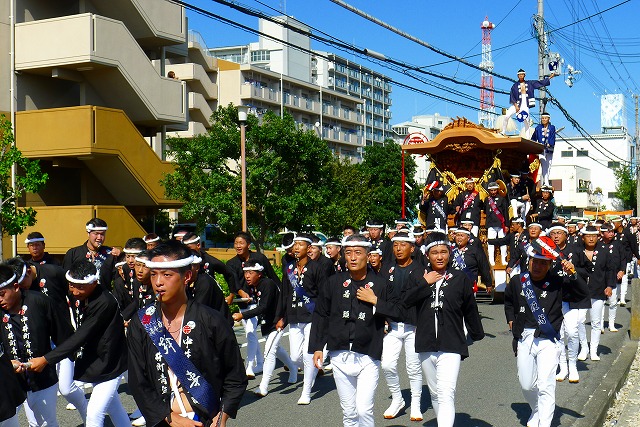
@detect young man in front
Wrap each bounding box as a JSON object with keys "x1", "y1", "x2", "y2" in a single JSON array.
[
  {"x1": 126, "y1": 241, "x2": 247, "y2": 426},
  {"x1": 311, "y1": 234, "x2": 394, "y2": 426}
]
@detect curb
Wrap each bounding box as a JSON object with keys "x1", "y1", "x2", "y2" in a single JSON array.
[{"x1": 572, "y1": 339, "x2": 639, "y2": 427}]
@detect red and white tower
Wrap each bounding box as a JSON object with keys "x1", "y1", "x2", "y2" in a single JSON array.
[{"x1": 479, "y1": 17, "x2": 496, "y2": 128}]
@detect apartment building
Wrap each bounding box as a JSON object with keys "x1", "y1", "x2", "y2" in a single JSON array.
[{"x1": 0, "y1": 0, "x2": 216, "y2": 253}]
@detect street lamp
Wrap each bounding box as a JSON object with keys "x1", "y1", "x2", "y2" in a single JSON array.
[{"x1": 237, "y1": 105, "x2": 249, "y2": 231}]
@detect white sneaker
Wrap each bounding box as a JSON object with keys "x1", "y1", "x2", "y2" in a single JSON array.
[
  {"x1": 577, "y1": 346, "x2": 589, "y2": 361},
  {"x1": 620, "y1": 300, "x2": 627, "y2": 307},
  {"x1": 131, "y1": 416, "x2": 146, "y2": 427},
  {"x1": 610, "y1": 326, "x2": 619, "y2": 332},
  {"x1": 556, "y1": 364, "x2": 568, "y2": 382},
  {"x1": 383, "y1": 399, "x2": 405, "y2": 419},
  {"x1": 297, "y1": 394, "x2": 311, "y2": 405},
  {"x1": 253, "y1": 387, "x2": 268, "y2": 397},
  {"x1": 410, "y1": 403, "x2": 423, "y2": 421},
  {"x1": 65, "y1": 403, "x2": 76, "y2": 410},
  {"x1": 568, "y1": 364, "x2": 579, "y2": 383},
  {"x1": 590, "y1": 353, "x2": 600, "y2": 361}
]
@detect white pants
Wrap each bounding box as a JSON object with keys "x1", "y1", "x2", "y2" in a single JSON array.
[
  {"x1": 259, "y1": 329, "x2": 295, "y2": 393},
  {"x1": 0, "y1": 414, "x2": 19, "y2": 427},
  {"x1": 586, "y1": 299, "x2": 605, "y2": 356},
  {"x1": 86, "y1": 377, "x2": 131, "y2": 427},
  {"x1": 381, "y1": 323, "x2": 422, "y2": 407},
  {"x1": 558, "y1": 304, "x2": 586, "y2": 365},
  {"x1": 289, "y1": 322, "x2": 319, "y2": 398},
  {"x1": 621, "y1": 263, "x2": 634, "y2": 303},
  {"x1": 23, "y1": 384, "x2": 59, "y2": 427},
  {"x1": 487, "y1": 226, "x2": 507, "y2": 265},
  {"x1": 503, "y1": 96, "x2": 531, "y2": 134},
  {"x1": 539, "y1": 151, "x2": 553, "y2": 185},
  {"x1": 517, "y1": 329, "x2": 560, "y2": 427},
  {"x1": 241, "y1": 305, "x2": 264, "y2": 374},
  {"x1": 419, "y1": 351, "x2": 461, "y2": 427},
  {"x1": 330, "y1": 350, "x2": 380, "y2": 427},
  {"x1": 470, "y1": 225, "x2": 479, "y2": 237},
  {"x1": 56, "y1": 358, "x2": 88, "y2": 422},
  {"x1": 602, "y1": 286, "x2": 619, "y2": 328}
]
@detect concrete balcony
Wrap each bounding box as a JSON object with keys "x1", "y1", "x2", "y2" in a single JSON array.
[
  {"x1": 188, "y1": 31, "x2": 217, "y2": 72},
  {"x1": 16, "y1": 205, "x2": 147, "y2": 255},
  {"x1": 16, "y1": 106, "x2": 180, "y2": 207},
  {"x1": 164, "y1": 62, "x2": 218, "y2": 100},
  {"x1": 188, "y1": 92, "x2": 213, "y2": 127},
  {"x1": 240, "y1": 84, "x2": 282, "y2": 107},
  {"x1": 168, "y1": 121, "x2": 208, "y2": 139},
  {"x1": 91, "y1": 0, "x2": 185, "y2": 46},
  {"x1": 15, "y1": 14, "x2": 186, "y2": 126}
]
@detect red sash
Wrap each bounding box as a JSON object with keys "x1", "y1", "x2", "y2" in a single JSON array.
[
  {"x1": 487, "y1": 196, "x2": 508, "y2": 233},
  {"x1": 462, "y1": 191, "x2": 478, "y2": 211}
]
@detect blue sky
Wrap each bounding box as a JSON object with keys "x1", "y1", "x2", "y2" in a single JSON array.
[{"x1": 186, "y1": 0, "x2": 640, "y2": 137}]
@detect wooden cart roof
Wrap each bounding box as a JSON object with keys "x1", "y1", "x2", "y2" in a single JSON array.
[{"x1": 402, "y1": 118, "x2": 544, "y2": 156}]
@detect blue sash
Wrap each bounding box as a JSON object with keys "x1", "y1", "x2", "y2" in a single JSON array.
[
  {"x1": 432, "y1": 200, "x2": 446, "y2": 219},
  {"x1": 138, "y1": 307, "x2": 219, "y2": 417},
  {"x1": 452, "y1": 248, "x2": 473, "y2": 281},
  {"x1": 520, "y1": 272, "x2": 559, "y2": 341},
  {"x1": 287, "y1": 264, "x2": 315, "y2": 313}
]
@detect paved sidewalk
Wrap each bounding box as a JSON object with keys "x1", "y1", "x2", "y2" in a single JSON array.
[{"x1": 603, "y1": 341, "x2": 640, "y2": 426}]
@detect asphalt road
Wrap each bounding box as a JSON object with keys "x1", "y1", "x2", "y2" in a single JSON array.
[{"x1": 21, "y1": 301, "x2": 632, "y2": 427}]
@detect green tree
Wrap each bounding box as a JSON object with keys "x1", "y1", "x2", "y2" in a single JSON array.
[
  {"x1": 357, "y1": 140, "x2": 421, "y2": 225},
  {"x1": 613, "y1": 166, "x2": 636, "y2": 210},
  {"x1": 310, "y1": 157, "x2": 373, "y2": 237},
  {"x1": 162, "y1": 105, "x2": 333, "y2": 249},
  {"x1": 0, "y1": 116, "x2": 48, "y2": 259}
]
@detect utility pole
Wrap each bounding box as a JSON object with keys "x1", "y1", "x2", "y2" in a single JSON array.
[
  {"x1": 634, "y1": 94, "x2": 639, "y2": 215},
  {"x1": 536, "y1": 0, "x2": 548, "y2": 116}
]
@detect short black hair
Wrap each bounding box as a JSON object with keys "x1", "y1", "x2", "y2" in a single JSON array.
[
  {"x1": 26, "y1": 231, "x2": 45, "y2": 241},
  {"x1": 0, "y1": 264, "x2": 16, "y2": 286},
  {"x1": 86, "y1": 218, "x2": 107, "y2": 229},
  {"x1": 235, "y1": 231, "x2": 253, "y2": 244},
  {"x1": 424, "y1": 232, "x2": 450, "y2": 253},
  {"x1": 5, "y1": 257, "x2": 27, "y2": 280},
  {"x1": 309, "y1": 234, "x2": 321, "y2": 244},
  {"x1": 343, "y1": 225, "x2": 357, "y2": 234},
  {"x1": 68, "y1": 260, "x2": 98, "y2": 282},
  {"x1": 281, "y1": 232, "x2": 295, "y2": 248},
  {"x1": 136, "y1": 250, "x2": 150, "y2": 260},
  {"x1": 148, "y1": 240, "x2": 193, "y2": 275},
  {"x1": 243, "y1": 259, "x2": 264, "y2": 274},
  {"x1": 124, "y1": 237, "x2": 146, "y2": 251},
  {"x1": 182, "y1": 232, "x2": 199, "y2": 243}
]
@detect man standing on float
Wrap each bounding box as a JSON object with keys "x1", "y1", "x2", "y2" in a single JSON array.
[{"x1": 501, "y1": 69, "x2": 555, "y2": 136}]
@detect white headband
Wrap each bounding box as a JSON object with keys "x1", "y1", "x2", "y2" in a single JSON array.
[
  {"x1": 17, "y1": 264, "x2": 27, "y2": 284},
  {"x1": 581, "y1": 229, "x2": 599, "y2": 235},
  {"x1": 143, "y1": 235, "x2": 160, "y2": 243},
  {"x1": 145, "y1": 256, "x2": 194, "y2": 269},
  {"x1": 391, "y1": 234, "x2": 415, "y2": 243},
  {"x1": 0, "y1": 273, "x2": 16, "y2": 289},
  {"x1": 65, "y1": 271, "x2": 99, "y2": 284},
  {"x1": 243, "y1": 263, "x2": 265, "y2": 272},
  {"x1": 425, "y1": 240, "x2": 450, "y2": 252},
  {"x1": 115, "y1": 261, "x2": 126, "y2": 268},
  {"x1": 325, "y1": 241, "x2": 342, "y2": 247},
  {"x1": 528, "y1": 222, "x2": 542, "y2": 229},
  {"x1": 183, "y1": 236, "x2": 200, "y2": 245},
  {"x1": 123, "y1": 248, "x2": 143, "y2": 254},
  {"x1": 293, "y1": 237, "x2": 313, "y2": 244},
  {"x1": 192, "y1": 255, "x2": 202, "y2": 264},
  {"x1": 134, "y1": 256, "x2": 150, "y2": 264},
  {"x1": 370, "y1": 248, "x2": 383, "y2": 255},
  {"x1": 86, "y1": 225, "x2": 108, "y2": 232},
  {"x1": 25, "y1": 237, "x2": 45, "y2": 244},
  {"x1": 547, "y1": 226, "x2": 568, "y2": 234},
  {"x1": 312, "y1": 242, "x2": 324, "y2": 247},
  {"x1": 365, "y1": 222, "x2": 384, "y2": 228},
  {"x1": 342, "y1": 241, "x2": 373, "y2": 248},
  {"x1": 455, "y1": 229, "x2": 471, "y2": 235}
]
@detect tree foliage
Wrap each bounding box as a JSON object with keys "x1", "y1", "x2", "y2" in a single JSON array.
[
  {"x1": 0, "y1": 116, "x2": 48, "y2": 258},
  {"x1": 613, "y1": 166, "x2": 636, "y2": 210},
  {"x1": 357, "y1": 141, "x2": 421, "y2": 225},
  {"x1": 162, "y1": 108, "x2": 419, "y2": 247}
]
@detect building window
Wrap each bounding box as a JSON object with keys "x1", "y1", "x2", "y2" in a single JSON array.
[
  {"x1": 577, "y1": 150, "x2": 589, "y2": 157},
  {"x1": 550, "y1": 179, "x2": 562, "y2": 191},
  {"x1": 250, "y1": 50, "x2": 270, "y2": 62},
  {"x1": 561, "y1": 150, "x2": 573, "y2": 157},
  {"x1": 608, "y1": 161, "x2": 621, "y2": 168}
]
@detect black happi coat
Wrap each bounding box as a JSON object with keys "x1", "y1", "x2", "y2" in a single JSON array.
[
  {"x1": 483, "y1": 195, "x2": 510, "y2": 229},
  {"x1": 310, "y1": 271, "x2": 394, "y2": 360},
  {"x1": 29, "y1": 252, "x2": 61, "y2": 266},
  {"x1": 0, "y1": 343, "x2": 26, "y2": 422},
  {"x1": 1, "y1": 290, "x2": 73, "y2": 392},
  {"x1": 574, "y1": 242, "x2": 616, "y2": 300},
  {"x1": 316, "y1": 254, "x2": 337, "y2": 278},
  {"x1": 46, "y1": 285, "x2": 127, "y2": 383},
  {"x1": 227, "y1": 251, "x2": 280, "y2": 307},
  {"x1": 113, "y1": 271, "x2": 134, "y2": 318},
  {"x1": 419, "y1": 196, "x2": 450, "y2": 230},
  {"x1": 454, "y1": 190, "x2": 483, "y2": 225},
  {"x1": 507, "y1": 232, "x2": 532, "y2": 271},
  {"x1": 370, "y1": 239, "x2": 394, "y2": 266},
  {"x1": 450, "y1": 244, "x2": 492, "y2": 286},
  {"x1": 615, "y1": 227, "x2": 640, "y2": 264},
  {"x1": 31, "y1": 262, "x2": 70, "y2": 315},
  {"x1": 240, "y1": 277, "x2": 281, "y2": 335},
  {"x1": 404, "y1": 269, "x2": 484, "y2": 358},
  {"x1": 281, "y1": 258, "x2": 328, "y2": 325},
  {"x1": 505, "y1": 271, "x2": 588, "y2": 341},
  {"x1": 532, "y1": 198, "x2": 555, "y2": 230},
  {"x1": 127, "y1": 300, "x2": 247, "y2": 425},
  {"x1": 187, "y1": 272, "x2": 232, "y2": 324},
  {"x1": 386, "y1": 261, "x2": 426, "y2": 325},
  {"x1": 552, "y1": 243, "x2": 592, "y2": 310},
  {"x1": 199, "y1": 251, "x2": 236, "y2": 293},
  {"x1": 63, "y1": 242, "x2": 116, "y2": 289}
]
